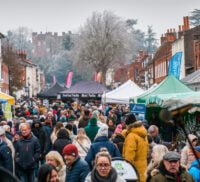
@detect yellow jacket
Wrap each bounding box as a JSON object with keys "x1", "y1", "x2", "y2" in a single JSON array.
[{"x1": 122, "y1": 121, "x2": 149, "y2": 182}]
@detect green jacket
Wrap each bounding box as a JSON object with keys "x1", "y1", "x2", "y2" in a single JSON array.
[
  {"x1": 84, "y1": 118, "x2": 99, "y2": 142},
  {"x1": 150, "y1": 162, "x2": 194, "y2": 182}
]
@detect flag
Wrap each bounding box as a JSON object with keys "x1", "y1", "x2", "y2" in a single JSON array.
[
  {"x1": 52, "y1": 75, "x2": 56, "y2": 86},
  {"x1": 66, "y1": 71, "x2": 73, "y2": 88},
  {"x1": 96, "y1": 72, "x2": 102, "y2": 83},
  {"x1": 168, "y1": 52, "x2": 182, "y2": 79},
  {"x1": 93, "y1": 72, "x2": 98, "y2": 81}
]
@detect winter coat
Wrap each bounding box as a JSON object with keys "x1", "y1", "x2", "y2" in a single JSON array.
[
  {"x1": 188, "y1": 159, "x2": 200, "y2": 182},
  {"x1": 150, "y1": 162, "x2": 194, "y2": 182},
  {"x1": 65, "y1": 157, "x2": 90, "y2": 182},
  {"x1": 0, "y1": 140, "x2": 13, "y2": 172},
  {"x1": 42, "y1": 124, "x2": 53, "y2": 153},
  {"x1": 181, "y1": 134, "x2": 198, "y2": 169},
  {"x1": 32, "y1": 121, "x2": 47, "y2": 158},
  {"x1": 84, "y1": 120, "x2": 100, "y2": 142},
  {"x1": 85, "y1": 136, "x2": 121, "y2": 169},
  {"x1": 85, "y1": 167, "x2": 126, "y2": 182},
  {"x1": 15, "y1": 134, "x2": 41, "y2": 170},
  {"x1": 52, "y1": 129, "x2": 72, "y2": 155},
  {"x1": 122, "y1": 121, "x2": 149, "y2": 182},
  {"x1": 73, "y1": 136, "x2": 91, "y2": 159},
  {"x1": 57, "y1": 165, "x2": 66, "y2": 182}
]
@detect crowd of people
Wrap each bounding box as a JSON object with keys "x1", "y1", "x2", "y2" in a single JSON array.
[{"x1": 0, "y1": 98, "x2": 199, "y2": 182}]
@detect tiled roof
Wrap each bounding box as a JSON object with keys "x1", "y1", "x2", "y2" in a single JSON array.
[
  {"x1": 60, "y1": 81, "x2": 109, "y2": 94},
  {"x1": 38, "y1": 82, "x2": 66, "y2": 98},
  {"x1": 182, "y1": 69, "x2": 200, "y2": 83}
]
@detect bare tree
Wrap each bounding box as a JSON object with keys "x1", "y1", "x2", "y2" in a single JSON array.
[
  {"x1": 72, "y1": 11, "x2": 131, "y2": 84},
  {"x1": 2, "y1": 40, "x2": 24, "y2": 95},
  {"x1": 6, "y1": 27, "x2": 33, "y2": 57},
  {"x1": 190, "y1": 9, "x2": 200, "y2": 26}
]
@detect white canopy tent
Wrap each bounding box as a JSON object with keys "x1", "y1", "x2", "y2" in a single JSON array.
[{"x1": 102, "y1": 80, "x2": 144, "y2": 104}]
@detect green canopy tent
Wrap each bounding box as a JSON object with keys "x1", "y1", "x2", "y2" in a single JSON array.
[
  {"x1": 136, "y1": 75, "x2": 193, "y2": 104},
  {"x1": 146, "y1": 91, "x2": 200, "y2": 110}
]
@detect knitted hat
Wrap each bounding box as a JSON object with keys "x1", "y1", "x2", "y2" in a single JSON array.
[
  {"x1": 96, "y1": 124, "x2": 108, "y2": 138},
  {"x1": 62, "y1": 144, "x2": 78, "y2": 157},
  {"x1": 125, "y1": 113, "x2": 136, "y2": 125},
  {"x1": 0, "y1": 127, "x2": 5, "y2": 136}
]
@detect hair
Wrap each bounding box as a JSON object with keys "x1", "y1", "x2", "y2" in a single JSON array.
[
  {"x1": 152, "y1": 144, "x2": 168, "y2": 164},
  {"x1": 45, "y1": 151, "x2": 65, "y2": 168},
  {"x1": 77, "y1": 128, "x2": 86, "y2": 136},
  {"x1": 148, "y1": 125, "x2": 159, "y2": 135},
  {"x1": 65, "y1": 123, "x2": 73, "y2": 131},
  {"x1": 54, "y1": 122, "x2": 64, "y2": 132},
  {"x1": 38, "y1": 163, "x2": 57, "y2": 182},
  {"x1": 95, "y1": 148, "x2": 112, "y2": 165},
  {"x1": 19, "y1": 122, "x2": 31, "y2": 130},
  {"x1": 147, "y1": 144, "x2": 169, "y2": 175},
  {"x1": 84, "y1": 109, "x2": 90, "y2": 117}
]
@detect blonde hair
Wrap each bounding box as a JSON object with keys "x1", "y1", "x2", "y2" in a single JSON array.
[
  {"x1": 95, "y1": 148, "x2": 112, "y2": 165},
  {"x1": 152, "y1": 144, "x2": 168, "y2": 163},
  {"x1": 45, "y1": 151, "x2": 65, "y2": 167}
]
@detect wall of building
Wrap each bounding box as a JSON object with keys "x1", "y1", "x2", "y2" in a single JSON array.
[{"x1": 171, "y1": 36, "x2": 185, "y2": 79}]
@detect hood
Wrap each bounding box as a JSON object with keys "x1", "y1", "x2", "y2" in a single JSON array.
[
  {"x1": 127, "y1": 121, "x2": 147, "y2": 138},
  {"x1": 89, "y1": 117, "x2": 97, "y2": 125},
  {"x1": 57, "y1": 129, "x2": 70, "y2": 139},
  {"x1": 186, "y1": 134, "x2": 198, "y2": 147},
  {"x1": 189, "y1": 159, "x2": 200, "y2": 169},
  {"x1": 94, "y1": 135, "x2": 109, "y2": 143}
]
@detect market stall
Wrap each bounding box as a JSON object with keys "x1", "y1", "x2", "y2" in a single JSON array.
[{"x1": 102, "y1": 80, "x2": 144, "y2": 104}]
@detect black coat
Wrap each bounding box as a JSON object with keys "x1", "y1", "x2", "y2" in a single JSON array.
[
  {"x1": 32, "y1": 121, "x2": 48, "y2": 158},
  {"x1": 52, "y1": 129, "x2": 72, "y2": 155},
  {"x1": 15, "y1": 134, "x2": 41, "y2": 170},
  {"x1": 0, "y1": 141, "x2": 13, "y2": 172}
]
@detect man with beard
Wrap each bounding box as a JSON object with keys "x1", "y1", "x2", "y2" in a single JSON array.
[{"x1": 150, "y1": 151, "x2": 194, "y2": 182}]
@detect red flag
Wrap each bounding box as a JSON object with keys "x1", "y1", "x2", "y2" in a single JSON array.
[
  {"x1": 66, "y1": 71, "x2": 73, "y2": 88},
  {"x1": 52, "y1": 75, "x2": 56, "y2": 86}
]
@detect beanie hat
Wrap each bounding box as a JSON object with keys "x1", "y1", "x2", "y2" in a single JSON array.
[
  {"x1": 96, "y1": 124, "x2": 108, "y2": 138},
  {"x1": 125, "y1": 113, "x2": 136, "y2": 125},
  {"x1": 0, "y1": 127, "x2": 5, "y2": 136},
  {"x1": 62, "y1": 144, "x2": 78, "y2": 157}
]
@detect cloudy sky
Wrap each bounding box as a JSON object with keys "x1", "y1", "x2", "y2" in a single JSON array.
[{"x1": 0, "y1": 0, "x2": 199, "y2": 38}]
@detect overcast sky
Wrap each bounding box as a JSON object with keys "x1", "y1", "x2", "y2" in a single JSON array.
[{"x1": 0, "y1": 0, "x2": 200, "y2": 38}]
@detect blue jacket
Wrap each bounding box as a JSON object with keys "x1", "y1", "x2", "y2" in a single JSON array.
[
  {"x1": 15, "y1": 134, "x2": 41, "y2": 170},
  {"x1": 188, "y1": 159, "x2": 200, "y2": 182},
  {"x1": 0, "y1": 140, "x2": 13, "y2": 172},
  {"x1": 66, "y1": 157, "x2": 90, "y2": 182},
  {"x1": 85, "y1": 136, "x2": 121, "y2": 168}
]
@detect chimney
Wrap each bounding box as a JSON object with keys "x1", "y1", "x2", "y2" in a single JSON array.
[
  {"x1": 185, "y1": 16, "x2": 190, "y2": 30},
  {"x1": 178, "y1": 25, "x2": 182, "y2": 32},
  {"x1": 160, "y1": 34, "x2": 166, "y2": 44}
]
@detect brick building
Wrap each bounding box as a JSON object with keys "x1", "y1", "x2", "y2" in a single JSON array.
[{"x1": 32, "y1": 32, "x2": 66, "y2": 57}]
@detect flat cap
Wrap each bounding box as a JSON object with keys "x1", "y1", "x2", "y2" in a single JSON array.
[{"x1": 163, "y1": 151, "x2": 180, "y2": 161}]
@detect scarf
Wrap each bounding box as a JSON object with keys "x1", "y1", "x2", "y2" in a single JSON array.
[{"x1": 91, "y1": 167, "x2": 117, "y2": 182}]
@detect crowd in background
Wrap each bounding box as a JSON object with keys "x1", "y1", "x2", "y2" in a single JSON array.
[{"x1": 0, "y1": 98, "x2": 199, "y2": 182}]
